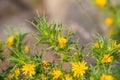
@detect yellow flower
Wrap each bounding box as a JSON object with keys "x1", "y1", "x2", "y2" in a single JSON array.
[
  {"x1": 7, "y1": 36, "x2": 14, "y2": 47},
  {"x1": 42, "y1": 60, "x2": 49, "y2": 70},
  {"x1": 14, "y1": 68, "x2": 20, "y2": 76},
  {"x1": 41, "y1": 74, "x2": 47, "y2": 79},
  {"x1": 102, "y1": 54, "x2": 113, "y2": 63},
  {"x1": 24, "y1": 45, "x2": 29, "y2": 54},
  {"x1": 52, "y1": 69, "x2": 62, "y2": 79},
  {"x1": 0, "y1": 40, "x2": 3, "y2": 43},
  {"x1": 100, "y1": 74, "x2": 115, "y2": 80},
  {"x1": 73, "y1": 52, "x2": 79, "y2": 56},
  {"x1": 117, "y1": 50, "x2": 120, "y2": 53},
  {"x1": 93, "y1": 42, "x2": 102, "y2": 48},
  {"x1": 7, "y1": 73, "x2": 14, "y2": 79},
  {"x1": 58, "y1": 37, "x2": 67, "y2": 48},
  {"x1": 72, "y1": 61, "x2": 88, "y2": 77},
  {"x1": 112, "y1": 41, "x2": 117, "y2": 47},
  {"x1": 65, "y1": 74, "x2": 73, "y2": 80},
  {"x1": 105, "y1": 17, "x2": 113, "y2": 26},
  {"x1": 42, "y1": 60, "x2": 48, "y2": 66},
  {"x1": 22, "y1": 63, "x2": 36, "y2": 77},
  {"x1": 95, "y1": 0, "x2": 107, "y2": 7},
  {"x1": 4, "y1": 78, "x2": 8, "y2": 80}
]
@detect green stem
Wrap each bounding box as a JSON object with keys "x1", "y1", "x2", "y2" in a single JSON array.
[{"x1": 103, "y1": 63, "x2": 107, "y2": 73}]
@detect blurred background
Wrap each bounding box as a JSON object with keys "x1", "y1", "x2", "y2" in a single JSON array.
[{"x1": 0, "y1": 0, "x2": 106, "y2": 44}]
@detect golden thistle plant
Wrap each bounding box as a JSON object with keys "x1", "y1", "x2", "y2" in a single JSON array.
[
  {"x1": 94, "y1": 0, "x2": 120, "y2": 43},
  {"x1": 0, "y1": 17, "x2": 120, "y2": 80}
]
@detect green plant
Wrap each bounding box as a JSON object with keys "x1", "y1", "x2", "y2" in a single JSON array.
[{"x1": 0, "y1": 16, "x2": 120, "y2": 80}]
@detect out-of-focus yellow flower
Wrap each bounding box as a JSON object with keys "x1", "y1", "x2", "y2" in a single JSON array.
[
  {"x1": 73, "y1": 52, "x2": 79, "y2": 56},
  {"x1": 105, "y1": 17, "x2": 113, "y2": 26},
  {"x1": 4, "y1": 78, "x2": 8, "y2": 80},
  {"x1": 0, "y1": 40, "x2": 3, "y2": 43},
  {"x1": 52, "y1": 69, "x2": 62, "y2": 79},
  {"x1": 112, "y1": 41, "x2": 117, "y2": 47},
  {"x1": 23, "y1": 45, "x2": 29, "y2": 54},
  {"x1": 22, "y1": 63, "x2": 36, "y2": 77},
  {"x1": 102, "y1": 54, "x2": 113, "y2": 63},
  {"x1": 41, "y1": 74, "x2": 46, "y2": 79},
  {"x1": 100, "y1": 74, "x2": 115, "y2": 80},
  {"x1": 14, "y1": 68, "x2": 20, "y2": 76},
  {"x1": 72, "y1": 61, "x2": 88, "y2": 77},
  {"x1": 42, "y1": 60, "x2": 48, "y2": 66},
  {"x1": 117, "y1": 50, "x2": 120, "y2": 53},
  {"x1": 7, "y1": 36, "x2": 14, "y2": 47},
  {"x1": 95, "y1": 0, "x2": 107, "y2": 7},
  {"x1": 93, "y1": 42, "x2": 102, "y2": 48},
  {"x1": 65, "y1": 74, "x2": 73, "y2": 80},
  {"x1": 58, "y1": 37, "x2": 67, "y2": 48},
  {"x1": 7, "y1": 73, "x2": 14, "y2": 79}
]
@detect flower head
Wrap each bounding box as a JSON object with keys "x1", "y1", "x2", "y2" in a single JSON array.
[
  {"x1": 14, "y1": 68, "x2": 20, "y2": 76},
  {"x1": 72, "y1": 61, "x2": 88, "y2": 77},
  {"x1": 93, "y1": 42, "x2": 102, "y2": 48},
  {"x1": 95, "y1": 0, "x2": 107, "y2": 7},
  {"x1": 41, "y1": 74, "x2": 47, "y2": 79},
  {"x1": 105, "y1": 17, "x2": 113, "y2": 26},
  {"x1": 102, "y1": 54, "x2": 113, "y2": 63},
  {"x1": 7, "y1": 73, "x2": 14, "y2": 79},
  {"x1": 73, "y1": 52, "x2": 79, "y2": 56},
  {"x1": 100, "y1": 74, "x2": 115, "y2": 80},
  {"x1": 117, "y1": 50, "x2": 120, "y2": 53},
  {"x1": 52, "y1": 69, "x2": 62, "y2": 79},
  {"x1": 112, "y1": 41, "x2": 117, "y2": 48},
  {"x1": 42, "y1": 60, "x2": 48, "y2": 66},
  {"x1": 23, "y1": 45, "x2": 29, "y2": 54},
  {"x1": 0, "y1": 40, "x2": 3, "y2": 43},
  {"x1": 58, "y1": 37, "x2": 67, "y2": 48},
  {"x1": 22, "y1": 63, "x2": 36, "y2": 77},
  {"x1": 7, "y1": 36, "x2": 14, "y2": 47},
  {"x1": 65, "y1": 74, "x2": 73, "y2": 80}
]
